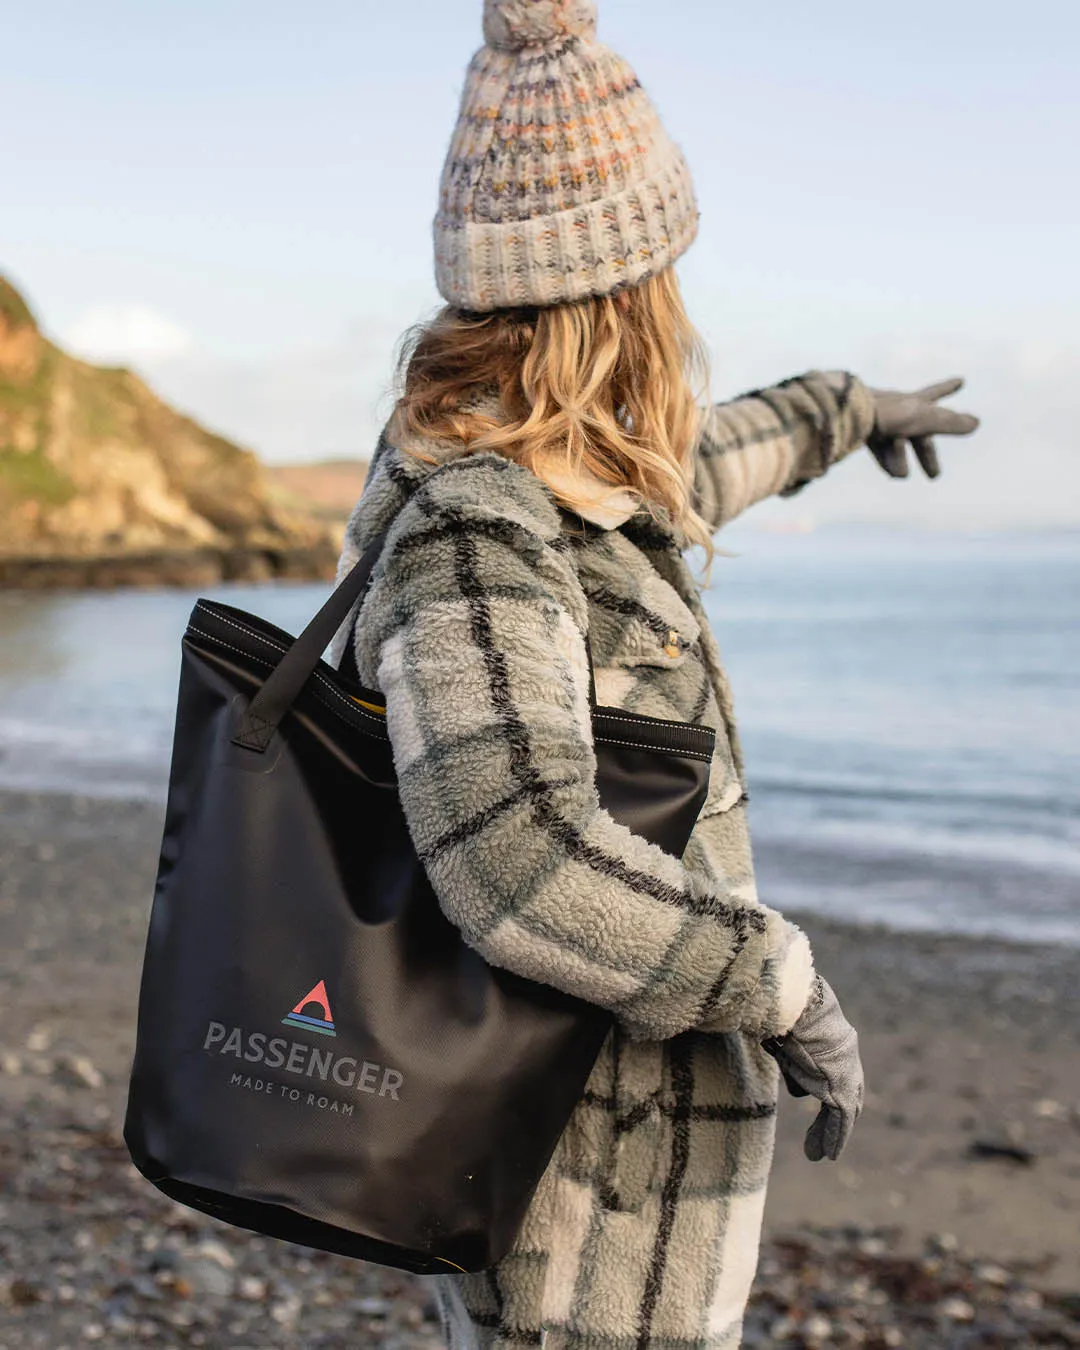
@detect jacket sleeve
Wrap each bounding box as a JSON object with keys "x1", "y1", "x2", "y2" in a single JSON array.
[
  {"x1": 356, "y1": 461, "x2": 813, "y2": 1042},
  {"x1": 692, "y1": 371, "x2": 877, "y2": 532}
]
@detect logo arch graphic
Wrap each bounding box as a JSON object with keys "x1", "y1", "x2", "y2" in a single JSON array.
[{"x1": 282, "y1": 979, "x2": 336, "y2": 1037}]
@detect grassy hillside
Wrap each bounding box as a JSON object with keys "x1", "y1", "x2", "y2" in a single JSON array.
[
  {"x1": 0, "y1": 275, "x2": 338, "y2": 584},
  {"x1": 265, "y1": 458, "x2": 369, "y2": 524}
]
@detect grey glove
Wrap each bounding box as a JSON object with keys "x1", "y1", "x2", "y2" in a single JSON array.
[
  {"x1": 762, "y1": 974, "x2": 865, "y2": 1162},
  {"x1": 867, "y1": 377, "x2": 980, "y2": 480}
]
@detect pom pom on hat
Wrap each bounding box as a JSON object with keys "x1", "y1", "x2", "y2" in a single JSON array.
[
  {"x1": 483, "y1": 0, "x2": 598, "y2": 52},
  {"x1": 436, "y1": 0, "x2": 699, "y2": 309}
]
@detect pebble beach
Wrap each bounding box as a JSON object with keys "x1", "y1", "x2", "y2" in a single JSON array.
[{"x1": 2, "y1": 787, "x2": 1079, "y2": 1347}]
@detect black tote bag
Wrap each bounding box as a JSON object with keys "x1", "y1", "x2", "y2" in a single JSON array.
[{"x1": 124, "y1": 525, "x2": 715, "y2": 1275}]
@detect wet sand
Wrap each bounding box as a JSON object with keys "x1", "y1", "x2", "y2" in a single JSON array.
[{"x1": 765, "y1": 909, "x2": 1080, "y2": 1286}]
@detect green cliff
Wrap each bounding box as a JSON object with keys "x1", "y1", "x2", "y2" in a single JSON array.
[{"x1": 0, "y1": 276, "x2": 339, "y2": 587}]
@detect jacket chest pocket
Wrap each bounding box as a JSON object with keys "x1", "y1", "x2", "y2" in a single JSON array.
[
  {"x1": 587, "y1": 569, "x2": 702, "y2": 677},
  {"x1": 595, "y1": 616, "x2": 746, "y2": 823},
  {"x1": 584, "y1": 564, "x2": 747, "y2": 820}
]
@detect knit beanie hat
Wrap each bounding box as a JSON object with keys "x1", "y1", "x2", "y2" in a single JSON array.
[{"x1": 434, "y1": 0, "x2": 699, "y2": 311}]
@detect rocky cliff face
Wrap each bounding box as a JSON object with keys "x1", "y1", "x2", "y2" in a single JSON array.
[{"x1": 0, "y1": 276, "x2": 340, "y2": 587}]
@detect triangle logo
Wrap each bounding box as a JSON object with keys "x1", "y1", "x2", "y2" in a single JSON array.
[{"x1": 282, "y1": 979, "x2": 336, "y2": 1037}]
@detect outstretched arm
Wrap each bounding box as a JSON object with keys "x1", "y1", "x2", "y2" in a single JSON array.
[
  {"x1": 691, "y1": 371, "x2": 877, "y2": 532},
  {"x1": 692, "y1": 372, "x2": 980, "y2": 532}
]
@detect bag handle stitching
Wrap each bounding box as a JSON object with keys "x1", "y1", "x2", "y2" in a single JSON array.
[
  {"x1": 186, "y1": 626, "x2": 391, "y2": 742},
  {"x1": 592, "y1": 735, "x2": 712, "y2": 762},
  {"x1": 188, "y1": 625, "x2": 713, "y2": 762},
  {"x1": 192, "y1": 607, "x2": 388, "y2": 728}
]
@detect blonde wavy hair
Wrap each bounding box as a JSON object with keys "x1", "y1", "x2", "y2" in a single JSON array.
[{"x1": 391, "y1": 266, "x2": 715, "y2": 572}]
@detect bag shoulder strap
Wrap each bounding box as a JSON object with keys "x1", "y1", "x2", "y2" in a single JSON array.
[
  {"x1": 232, "y1": 530, "x2": 391, "y2": 753},
  {"x1": 234, "y1": 525, "x2": 598, "y2": 754}
]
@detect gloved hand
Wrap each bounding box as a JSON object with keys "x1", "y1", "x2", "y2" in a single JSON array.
[
  {"x1": 867, "y1": 377, "x2": 980, "y2": 479},
  {"x1": 762, "y1": 974, "x2": 865, "y2": 1162}
]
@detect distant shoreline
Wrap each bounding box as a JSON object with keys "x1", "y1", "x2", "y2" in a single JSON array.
[
  {"x1": 0, "y1": 542, "x2": 340, "y2": 590},
  {"x1": 3, "y1": 521, "x2": 1075, "y2": 592}
]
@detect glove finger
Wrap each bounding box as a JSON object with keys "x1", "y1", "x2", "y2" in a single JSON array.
[
  {"x1": 805, "y1": 1104, "x2": 851, "y2": 1162},
  {"x1": 804, "y1": 1105, "x2": 834, "y2": 1161},
  {"x1": 870, "y1": 436, "x2": 909, "y2": 478},
  {"x1": 906, "y1": 407, "x2": 980, "y2": 438},
  {"x1": 916, "y1": 376, "x2": 964, "y2": 402},
  {"x1": 911, "y1": 436, "x2": 941, "y2": 478},
  {"x1": 885, "y1": 437, "x2": 910, "y2": 477}
]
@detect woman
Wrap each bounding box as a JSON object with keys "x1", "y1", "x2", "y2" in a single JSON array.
[{"x1": 334, "y1": 3, "x2": 979, "y2": 1346}]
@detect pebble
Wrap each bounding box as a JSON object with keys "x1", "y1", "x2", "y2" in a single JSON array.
[
  {"x1": 175, "y1": 1257, "x2": 234, "y2": 1299},
  {"x1": 51, "y1": 1054, "x2": 105, "y2": 1090},
  {"x1": 270, "y1": 1292, "x2": 303, "y2": 1328},
  {"x1": 1034, "y1": 1097, "x2": 1071, "y2": 1121},
  {"x1": 968, "y1": 1137, "x2": 1037, "y2": 1164},
  {"x1": 974, "y1": 1262, "x2": 1011, "y2": 1286},
  {"x1": 940, "y1": 1296, "x2": 976, "y2": 1321},
  {"x1": 194, "y1": 1239, "x2": 236, "y2": 1270},
  {"x1": 802, "y1": 1312, "x2": 832, "y2": 1339}
]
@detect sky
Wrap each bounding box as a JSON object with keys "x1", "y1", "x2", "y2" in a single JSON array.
[{"x1": 3, "y1": 0, "x2": 1078, "y2": 529}]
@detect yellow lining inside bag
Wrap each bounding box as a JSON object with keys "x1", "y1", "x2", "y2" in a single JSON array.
[{"x1": 352, "y1": 696, "x2": 386, "y2": 715}]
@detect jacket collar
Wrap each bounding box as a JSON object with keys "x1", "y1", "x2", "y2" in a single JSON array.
[
  {"x1": 530, "y1": 458, "x2": 641, "y2": 530},
  {"x1": 372, "y1": 395, "x2": 685, "y2": 544}
]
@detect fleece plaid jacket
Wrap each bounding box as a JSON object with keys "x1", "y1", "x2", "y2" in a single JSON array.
[{"x1": 331, "y1": 371, "x2": 875, "y2": 1350}]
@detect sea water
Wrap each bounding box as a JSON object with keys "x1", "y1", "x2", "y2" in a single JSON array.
[{"x1": 0, "y1": 528, "x2": 1076, "y2": 944}]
